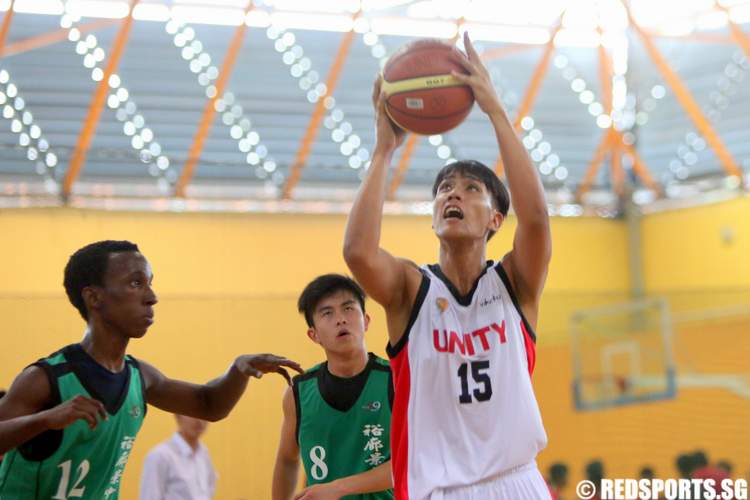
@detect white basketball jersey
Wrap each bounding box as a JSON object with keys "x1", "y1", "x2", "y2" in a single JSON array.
[{"x1": 387, "y1": 261, "x2": 547, "y2": 500}]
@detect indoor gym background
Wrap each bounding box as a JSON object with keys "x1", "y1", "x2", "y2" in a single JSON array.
[{"x1": 0, "y1": 0, "x2": 749, "y2": 498}]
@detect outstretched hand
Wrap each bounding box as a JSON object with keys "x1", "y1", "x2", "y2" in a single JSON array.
[
  {"x1": 452, "y1": 32, "x2": 504, "y2": 117},
  {"x1": 372, "y1": 75, "x2": 406, "y2": 154},
  {"x1": 234, "y1": 354, "x2": 303, "y2": 385}
]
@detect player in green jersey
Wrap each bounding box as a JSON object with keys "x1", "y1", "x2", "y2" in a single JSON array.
[
  {"x1": 0, "y1": 240, "x2": 301, "y2": 499},
  {"x1": 272, "y1": 274, "x2": 394, "y2": 500}
]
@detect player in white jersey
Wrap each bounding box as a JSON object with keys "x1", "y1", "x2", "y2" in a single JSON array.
[{"x1": 343, "y1": 32, "x2": 552, "y2": 500}]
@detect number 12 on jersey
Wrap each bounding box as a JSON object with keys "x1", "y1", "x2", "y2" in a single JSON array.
[
  {"x1": 53, "y1": 459, "x2": 90, "y2": 499},
  {"x1": 457, "y1": 360, "x2": 493, "y2": 404}
]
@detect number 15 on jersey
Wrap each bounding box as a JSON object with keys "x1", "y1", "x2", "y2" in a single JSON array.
[{"x1": 457, "y1": 360, "x2": 493, "y2": 404}]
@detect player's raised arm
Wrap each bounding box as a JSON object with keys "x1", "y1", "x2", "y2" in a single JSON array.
[
  {"x1": 139, "y1": 354, "x2": 302, "y2": 422},
  {"x1": 343, "y1": 78, "x2": 420, "y2": 324},
  {"x1": 453, "y1": 32, "x2": 551, "y2": 325}
]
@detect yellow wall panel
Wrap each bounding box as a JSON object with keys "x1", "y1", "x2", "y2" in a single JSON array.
[
  {"x1": 8, "y1": 204, "x2": 747, "y2": 500},
  {"x1": 643, "y1": 197, "x2": 750, "y2": 292}
]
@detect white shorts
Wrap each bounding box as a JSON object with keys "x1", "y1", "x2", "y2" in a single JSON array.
[{"x1": 428, "y1": 462, "x2": 552, "y2": 500}]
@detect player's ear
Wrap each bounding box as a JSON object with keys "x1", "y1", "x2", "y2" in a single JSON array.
[
  {"x1": 307, "y1": 327, "x2": 320, "y2": 344},
  {"x1": 82, "y1": 285, "x2": 102, "y2": 315},
  {"x1": 363, "y1": 313, "x2": 371, "y2": 331},
  {"x1": 489, "y1": 209, "x2": 503, "y2": 233}
]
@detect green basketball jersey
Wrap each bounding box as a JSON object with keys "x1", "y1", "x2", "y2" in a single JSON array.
[
  {"x1": 0, "y1": 345, "x2": 146, "y2": 499},
  {"x1": 294, "y1": 353, "x2": 394, "y2": 500}
]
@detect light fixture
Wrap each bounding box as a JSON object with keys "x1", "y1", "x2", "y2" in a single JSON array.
[
  {"x1": 167, "y1": 16, "x2": 279, "y2": 181},
  {"x1": 667, "y1": 50, "x2": 748, "y2": 185},
  {"x1": 60, "y1": 1, "x2": 171, "y2": 181},
  {"x1": 265, "y1": 23, "x2": 371, "y2": 171},
  {"x1": 0, "y1": 69, "x2": 58, "y2": 183}
]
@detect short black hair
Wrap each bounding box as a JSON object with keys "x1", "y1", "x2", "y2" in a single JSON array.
[
  {"x1": 63, "y1": 240, "x2": 140, "y2": 321},
  {"x1": 585, "y1": 460, "x2": 604, "y2": 484},
  {"x1": 691, "y1": 450, "x2": 708, "y2": 469},
  {"x1": 297, "y1": 274, "x2": 366, "y2": 328},
  {"x1": 639, "y1": 466, "x2": 655, "y2": 479},
  {"x1": 0, "y1": 390, "x2": 6, "y2": 399},
  {"x1": 432, "y1": 160, "x2": 510, "y2": 240},
  {"x1": 716, "y1": 460, "x2": 732, "y2": 474},
  {"x1": 676, "y1": 453, "x2": 695, "y2": 478},
  {"x1": 548, "y1": 462, "x2": 568, "y2": 484}
]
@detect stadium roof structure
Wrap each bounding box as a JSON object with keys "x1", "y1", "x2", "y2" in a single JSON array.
[{"x1": 0, "y1": 0, "x2": 749, "y2": 216}]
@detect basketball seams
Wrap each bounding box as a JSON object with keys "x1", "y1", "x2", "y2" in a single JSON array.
[{"x1": 383, "y1": 45, "x2": 469, "y2": 81}]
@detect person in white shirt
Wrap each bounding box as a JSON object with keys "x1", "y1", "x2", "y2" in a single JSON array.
[{"x1": 139, "y1": 414, "x2": 218, "y2": 500}]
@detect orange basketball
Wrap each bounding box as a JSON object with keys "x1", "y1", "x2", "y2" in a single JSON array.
[{"x1": 382, "y1": 39, "x2": 475, "y2": 135}]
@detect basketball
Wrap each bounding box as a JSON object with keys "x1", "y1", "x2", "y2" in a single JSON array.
[{"x1": 381, "y1": 39, "x2": 475, "y2": 135}]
